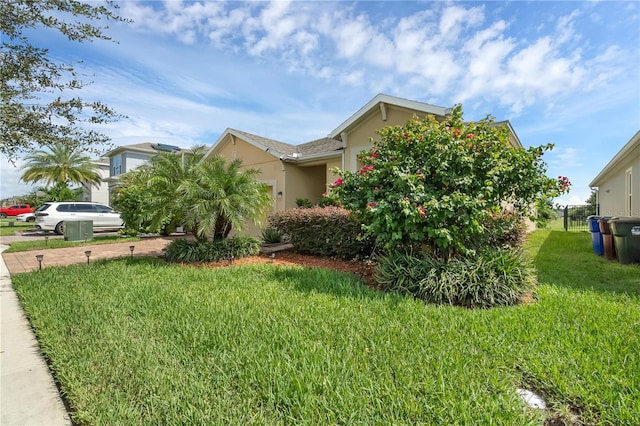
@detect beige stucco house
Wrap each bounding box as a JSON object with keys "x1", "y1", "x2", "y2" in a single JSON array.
[
  {"x1": 204, "y1": 94, "x2": 522, "y2": 226},
  {"x1": 589, "y1": 130, "x2": 640, "y2": 217}
]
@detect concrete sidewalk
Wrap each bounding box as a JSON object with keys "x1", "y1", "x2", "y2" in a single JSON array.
[
  {"x1": 0, "y1": 236, "x2": 174, "y2": 425},
  {"x1": 1, "y1": 245, "x2": 71, "y2": 425}
]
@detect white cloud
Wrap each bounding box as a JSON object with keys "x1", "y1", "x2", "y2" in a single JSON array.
[{"x1": 111, "y1": 1, "x2": 633, "y2": 116}]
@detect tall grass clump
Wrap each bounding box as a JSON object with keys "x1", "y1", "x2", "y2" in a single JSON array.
[
  {"x1": 376, "y1": 248, "x2": 536, "y2": 308},
  {"x1": 260, "y1": 227, "x2": 283, "y2": 244},
  {"x1": 164, "y1": 237, "x2": 260, "y2": 263}
]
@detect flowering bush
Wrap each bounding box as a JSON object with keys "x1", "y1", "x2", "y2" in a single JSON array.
[
  {"x1": 268, "y1": 206, "x2": 375, "y2": 259},
  {"x1": 329, "y1": 105, "x2": 570, "y2": 260}
]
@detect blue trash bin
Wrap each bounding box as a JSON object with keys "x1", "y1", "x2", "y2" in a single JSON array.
[{"x1": 587, "y1": 215, "x2": 604, "y2": 256}]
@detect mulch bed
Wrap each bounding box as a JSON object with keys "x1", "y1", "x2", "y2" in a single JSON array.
[{"x1": 195, "y1": 250, "x2": 378, "y2": 288}]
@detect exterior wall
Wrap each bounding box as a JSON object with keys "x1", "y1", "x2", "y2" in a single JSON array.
[
  {"x1": 597, "y1": 151, "x2": 640, "y2": 216},
  {"x1": 123, "y1": 152, "x2": 152, "y2": 173},
  {"x1": 284, "y1": 164, "x2": 326, "y2": 209},
  {"x1": 326, "y1": 158, "x2": 342, "y2": 188},
  {"x1": 81, "y1": 163, "x2": 110, "y2": 204},
  {"x1": 214, "y1": 134, "x2": 286, "y2": 213},
  {"x1": 343, "y1": 105, "x2": 438, "y2": 172}
]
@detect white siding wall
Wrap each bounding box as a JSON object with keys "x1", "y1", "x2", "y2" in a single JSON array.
[{"x1": 598, "y1": 154, "x2": 640, "y2": 217}]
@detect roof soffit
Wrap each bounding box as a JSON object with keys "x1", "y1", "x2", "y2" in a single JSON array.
[{"x1": 589, "y1": 130, "x2": 640, "y2": 187}]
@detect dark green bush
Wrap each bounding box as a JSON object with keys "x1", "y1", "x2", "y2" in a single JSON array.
[
  {"x1": 483, "y1": 210, "x2": 528, "y2": 248},
  {"x1": 164, "y1": 237, "x2": 261, "y2": 263},
  {"x1": 375, "y1": 248, "x2": 536, "y2": 308},
  {"x1": 268, "y1": 206, "x2": 375, "y2": 259},
  {"x1": 296, "y1": 198, "x2": 313, "y2": 208}
]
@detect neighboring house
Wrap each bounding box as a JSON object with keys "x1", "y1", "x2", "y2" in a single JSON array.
[
  {"x1": 80, "y1": 158, "x2": 110, "y2": 204},
  {"x1": 102, "y1": 142, "x2": 183, "y2": 203},
  {"x1": 589, "y1": 130, "x2": 640, "y2": 217},
  {"x1": 204, "y1": 94, "x2": 523, "y2": 232}
]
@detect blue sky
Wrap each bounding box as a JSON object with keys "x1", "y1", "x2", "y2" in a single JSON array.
[{"x1": 1, "y1": 0, "x2": 639, "y2": 207}]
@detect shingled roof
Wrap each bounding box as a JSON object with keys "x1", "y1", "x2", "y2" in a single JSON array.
[{"x1": 209, "y1": 128, "x2": 343, "y2": 161}]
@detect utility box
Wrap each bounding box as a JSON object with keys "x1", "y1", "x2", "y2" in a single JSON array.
[{"x1": 64, "y1": 220, "x2": 93, "y2": 242}]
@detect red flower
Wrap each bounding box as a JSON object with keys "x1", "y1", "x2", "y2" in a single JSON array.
[
  {"x1": 359, "y1": 164, "x2": 374, "y2": 175},
  {"x1": 329, "y1": 178, "x2": 344, "y2": 189}
]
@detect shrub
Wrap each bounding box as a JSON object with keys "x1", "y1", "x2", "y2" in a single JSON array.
[
  {"x1": 329, "y1": 105, "x2": 570, "y2": 260},
  {"x1": 261, "y1": 227, "x2": 283, "y2": 244},
  {"x1": 484, "y1": 210, "x2": 528, "y2": 248},
  {"x1": 268, "y1": 206, "x2": 375, "y2": 259},
  {"x1": 375, "y1": 248, "x2": 536, "y2": 308},
  {"x1": 296, "y1": 198, "x2": 313, "y2": 208},
  {"x1": 317, "y1": 194, "x2": 340, "y2": 207},
  {"x1": 164, "y1": 237, "x2": 261, "y2": 263}
]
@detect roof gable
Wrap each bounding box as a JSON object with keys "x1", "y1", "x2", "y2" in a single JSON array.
[{"x1": 329, "y1": 94, "x2": 450, "y2": 139}]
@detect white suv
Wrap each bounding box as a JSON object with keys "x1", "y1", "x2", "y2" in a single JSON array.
[{"x1": 35, "y1": 202, "x2": 124, "y2": 235}]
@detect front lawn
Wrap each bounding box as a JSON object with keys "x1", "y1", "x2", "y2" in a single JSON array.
[
  {"x1": 3, "y1": 235, "x2": 141, "y2": 253},
  {"x1": 0, "y1": 218, "x2": 35, "y2": 236},
  {"x1": 12, "y1": 230, "x2": 640, "y2": 425}
]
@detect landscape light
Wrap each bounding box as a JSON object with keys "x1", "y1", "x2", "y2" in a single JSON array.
[{"x1": 35, "y1": 254, "x2": 44, "y2": 270}]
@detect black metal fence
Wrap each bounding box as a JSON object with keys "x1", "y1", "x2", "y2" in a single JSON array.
[{"x1": 563, "y1": 204, "x2": 598, "y2": 232}]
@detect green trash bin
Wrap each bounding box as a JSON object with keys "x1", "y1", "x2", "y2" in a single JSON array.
[
  {"x1": 609, "y1": 217, "x2": 640, "y2": 265},
  {"x1": 64, "y1": 220, "x2": 93, "y2": 241}
]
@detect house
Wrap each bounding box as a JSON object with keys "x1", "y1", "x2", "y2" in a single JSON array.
[
  {"x1": 101, "y1": 142, "x2": 184, "y2": 203},
  {"x1": 204, "y1": 94, "x2": 523, "y2": 229},
  {"x1": 589, "y1": 130, "x2": 640, "y2": 217},
  {"x1": 80, "y1": 158, "x2": 110, "y2": 204}
]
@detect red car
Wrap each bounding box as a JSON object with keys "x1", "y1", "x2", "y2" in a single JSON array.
[{"x1": 0, "y1": 204, "x2": 34, "y2": 218}]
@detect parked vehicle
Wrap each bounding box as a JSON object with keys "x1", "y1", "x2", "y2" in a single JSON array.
[
  {"x1": 0, "y1": 204, "x2": 33, "y2": 218},
  {"x1": 35, "y1": 202, "x2": 124, "y2": 235},
  {"x1": 15, "y1": 212, "x2": 36, "y2": 222}
]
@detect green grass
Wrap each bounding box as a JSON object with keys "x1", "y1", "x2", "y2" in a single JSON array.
[
  {"x1": 0, "y1": 218, "x2": 35, "y2": 236},
  {"x1": 3, "y1": 235, "x2": 141, "y2": 253},
  {"x1": 11, "y1": 230, "x2": 640, "y2": 425}
]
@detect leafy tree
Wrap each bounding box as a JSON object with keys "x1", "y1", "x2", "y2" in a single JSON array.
[
  {"x1": 330, "y1": 105, "x2": 570, "y2": 260},
  {"x1": 586, "y1": 189, "x2": 597, "y2": 209},
  {"x1": 1, "y1": 0, "x2": 126, "y2": 162},
  {"x1": 20, "y1": 183, "x2": 81, "y2": 209},
  {"x1": 20, "y1": 142, "x2": 102, "y2": 187},
  {"x1": 110, "y1": 168, "x2": 154, "y2": 234}
]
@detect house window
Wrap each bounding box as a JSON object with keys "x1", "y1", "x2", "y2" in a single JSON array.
[
  {"x1": 112, "y1": 155, "x2": 122, "y2": 176},
  {"x1": 626, "y1": 167, "x2": 632, "y2": 216}
]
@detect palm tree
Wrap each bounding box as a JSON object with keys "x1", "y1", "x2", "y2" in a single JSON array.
[
  {"x1": 145, "y1": 146, "x2": 207, "y2": 235},
  {"x1": 178, "y1": 155, "x2": 272, "y2": 241},
  {"x1": 20, "y1": 142, "x2": 102, "y2": 187}
]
